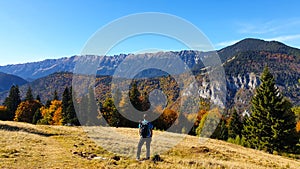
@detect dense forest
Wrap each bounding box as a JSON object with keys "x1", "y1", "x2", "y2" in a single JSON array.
[{"x1": 0, "y1": 67, "x2": 299, "y2": 156}]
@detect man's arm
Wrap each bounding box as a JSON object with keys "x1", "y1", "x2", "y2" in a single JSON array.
[
  {"x1": 150, "y1": 123, "x2": 153, "y2": 137},
  {"x1": 138, "y1": 123, "x2": 141, "y2": 136}
]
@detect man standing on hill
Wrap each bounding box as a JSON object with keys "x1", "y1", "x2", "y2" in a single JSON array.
[{"x1": 136, "y1": 114, "x2": 153, "y2": 161}]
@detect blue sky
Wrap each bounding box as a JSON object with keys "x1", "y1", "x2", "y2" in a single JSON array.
[{"x1": 1, "y1": 0, "x2": 300, "y2": 65}]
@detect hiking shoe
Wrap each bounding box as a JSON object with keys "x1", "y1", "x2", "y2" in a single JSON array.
[{"x1": 136, "y1": 158, "x2": 140, "y2": 161}]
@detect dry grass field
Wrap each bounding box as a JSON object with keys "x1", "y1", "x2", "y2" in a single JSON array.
[{"x1": 0, "y1": 120, "x2": 299, "y2": 169}]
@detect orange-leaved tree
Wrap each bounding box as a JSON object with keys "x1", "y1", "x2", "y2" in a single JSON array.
[
  {"x1": 296, "y1": 121, "x2": 300, "y2": 133},
  {"x1": 154, "y1": 109, "x2": 178, "y2": 130},
  {"x1": 14, "y1": 100, "x2": 42, "y2": 123}
]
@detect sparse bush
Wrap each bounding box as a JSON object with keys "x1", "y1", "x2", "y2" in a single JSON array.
[
  {"x1": 227, "y1": 137, "x2": 235, "y2": 144},
  {"x1": 240, "y1": 136, "x2": 248, "y2": 147},
  {"x1": 227, "y1": 135, "x2": 245, "y2": 146},
  {"x1": 196, "y1": 108, "x2": 223, "y2": 138},
  {"x1": 181, "y1": 127, "x2": 186, "y2": 134}
]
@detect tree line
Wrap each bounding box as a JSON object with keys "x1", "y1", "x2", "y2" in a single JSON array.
[
  {"x1": 99, "y1": 67, "x2": 300, "y2": 154},
  {"x1": 0, "y1": 67, "x2": 299, "y2": 155},
  {"x1": 0, "y1": 86, "x2": 79, "y2": 125}
]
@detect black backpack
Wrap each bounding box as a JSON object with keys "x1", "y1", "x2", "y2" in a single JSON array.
[{"x1": 140, "y1": 122, "x2": 149, "y2": 138}]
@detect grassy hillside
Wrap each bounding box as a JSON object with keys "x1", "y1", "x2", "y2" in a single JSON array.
[{"x1": 0, "y1": 121, "x2": 299, "y2": 169}]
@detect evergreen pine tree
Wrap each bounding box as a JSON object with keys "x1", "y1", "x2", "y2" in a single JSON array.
[
  {"x1": 3, "y1": 85, "x2": 21, "y2": 120},
  {"x1": 45, "y1": 100, "x2": 52, "y2": 108},
  {"x1": 129, "y1": 81, "x2": 142, "y2": 111},
  {"x1": 211, "y1": 118, "x2": 228, "y2": 140},
  {"x1": 25, "y1": 86, "x2": 34, "y2": 101},
  {"x1": 128, "y1": 81, "x2": 150, "y2": 112},
  {"x1": 140, "y1": 92, "x2": 151, "y2": 111},
  {"x1": 36, "y1": 95, "x2": 41, "y2": 102},
  {"x1": 62, "y1": 87, "x2": 70, "y2": 125},
  {"x1": 32, "y1": 108, "x2": 42, "y2": 124},
  {"x1": 118, "y1": 92, "x2": 137, "y2": 128},
  {"x1": 62, "y1": 87, "x2": 80, "y2": 125},
  {"x1": 221, "y1": 119, "x2": 229, "y2": 140},
  {"x1": 86, "y1": 87, "x2": 100, "y2": 126},
  {"x1": 78, "y1": 94, "x2": 88, "y2": 125},
  {"x1": 53, "y1": 90, "x2": 59, "y2": 100},
  {"x1": 242, "y1": 67, "x2": 298, "y2": 153},
  {"x1": 113, "y1": 88, "x2": 122, "y2": 108},
  {"x1": 228, "y1": 109, "x2": 243, "y2": 139},
  {"x1": 68, "y1": 87, "x2": 79, "y2": 125}
]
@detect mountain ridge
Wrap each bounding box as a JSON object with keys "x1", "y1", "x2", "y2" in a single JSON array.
[
  {"x1": 1, "y1": 38, "x2": 299, "y2": 81},
  {"x1": 218, "y1": 38, "x2": 300, "y2": 63},
  {"x1": 0, "y1": 38, "x2": 299, "y2": 110}
]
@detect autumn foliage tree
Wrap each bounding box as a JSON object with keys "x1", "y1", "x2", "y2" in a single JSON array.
[
  {"x1": 39, "y1": 100, "x2": 62, "y2": 125},
  {"x1": 154, "y1": 109, "x2": 178, "y2": 130},
  {"x1": 292, "y1": 106, "x2": 300, "y2": 133},
  {"x1": 117, "y1": 91, "x2": 138, "y2": 128},
  {"x1": 101, "y1": 97, "x2": 120, "y2": 126},
  {"x1": 196, "y1": 108, "x2": 223, "y2": 138},
  {"x1": 14, "y1": 100, "x2": 42, "y2": 123},
  {"x1": 296, "y1": 121, "x2": 300, "y2": 133},
  {"x1": 187, "y1": 98, "x2": 211, "y2": 135}
]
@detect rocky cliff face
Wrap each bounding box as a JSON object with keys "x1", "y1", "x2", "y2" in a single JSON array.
[
  {"x1": 196, "y1": 72, "x2": 260, "y2": 113},
  {"x1": 227, "y1": 72, "x2": 260, "y2": 91},
  {"x1": 226, "y1": 73, "x2": 260, "y2": 113}
]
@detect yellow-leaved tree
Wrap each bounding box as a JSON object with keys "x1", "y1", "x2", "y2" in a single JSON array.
[{"x1": 39, "y1": 100, "x2": 62, "y2": 125}]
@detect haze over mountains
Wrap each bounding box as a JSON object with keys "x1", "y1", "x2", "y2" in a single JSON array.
[
  {"x1": 0, "y1": 72, "x2": 27, "y2": 92},
  {"x1": 0, "y1": 38, "x2": 299, "y2": 109}
]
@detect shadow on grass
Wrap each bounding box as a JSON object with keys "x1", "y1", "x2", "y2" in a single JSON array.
[{"x1": 0, "y1": 123, "x2": 59, "y2": 137}]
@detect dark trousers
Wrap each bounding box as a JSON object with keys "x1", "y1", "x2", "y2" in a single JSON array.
[{"x1": 136, "y1": 137, "x2": 152, "y2": 159}]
